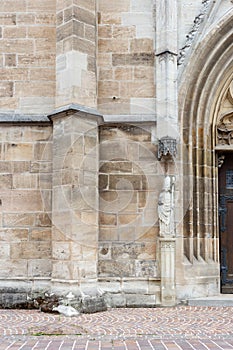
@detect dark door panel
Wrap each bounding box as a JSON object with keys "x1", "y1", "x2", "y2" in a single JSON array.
[{"x1": 219, "y1": 153, "x2": 233, "y2": 293}]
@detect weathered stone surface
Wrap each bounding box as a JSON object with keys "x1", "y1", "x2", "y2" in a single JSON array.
[
  {"x1": 30, "y1": 228, "x2": 51, "y2": 241},
  {"x1": 99, "y1": 213, "x2": 117, "y2": 226},
  {"x1": 112, "y1": 53, "x2": 154, "y2": 66},
  {"x1": 5, "y1": 54, "x2": 16, "y2": 67},
  {"x1": 57, "y1": 21, "x2": 84, "y2": 42},
  {"x1": 0, "y1": 260, "x2": 28, "y2": 278},
  {"x1": 99, "y1": 227, "x2": 118, "y2": 241},
  {"x1": 125, "y1": 294, "x2": 156, "y2": 307},
  {"x1": 11, "y1": 242, "x2": 51, "y2": 259},
  {"x1": 122, "y1": 280, "x2": 148, "y2": 294},
  {"x1": 98, "y1": 260, "x2": 136, "y2": 277},
  {"x1": 0, "y1": 0, "x2": 225, "y2": 310},
  {"x1": 36, "y1": 213, "x2": 51, "y2": 227},
  {"x1": 0, "y1": 292, "x2": 32, "y2": 309},
  {"x1": 100, "y1": 161, "x2": 132, "y2": 173},
  {"x1": 13, "y1": 173, "x2": 37, "y2": 189},
  {"x1": 3, "y1": 213, "x2": 35, "y2": 227},
  {"x1": 28, "y1": 259, "x2": 52, "y2": 277},
  {"x1": 109, "y1": 174, "x2": 142, "y2": 190},
  {"x1": 99, "y1": 174, "x2": 108, "y2": 190},
  {"x1": 80, "y1": 296, "x2": 107, "y2": 313},
  {"x1": 0, "y1": 174, "x2": 12, "y2": 189},
  {"x1": 0, "y1": 244, "x2": 10, "y2": 259},
  {"x1": 0, "y1": 82, "x2": 13, "y2": 97},
  {"x1": 73, "y1": 7, "x2": 96, "y2": 26},
  {"x1": 30, "y1": 161, "x2": 52, "y2": 173},
  {"x1": 104, "y1": 293, "x2": 126, "y2": 308},
  {"x1": 0, "y1": 14, "x2": 16, "y2": 25},
  {"x1": 98, "y1": 39, "x2": 129, "y2": 53},
  {"x1": 98, "y1": 0, "x2": 130, "y2": 12},
  {"x1": 0, "y1": 0, "x2": 55, "y2": 114}
]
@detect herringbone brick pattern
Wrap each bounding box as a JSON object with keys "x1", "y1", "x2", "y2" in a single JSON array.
[{"x1": 0, "y1": 306, "x2": 233, "y2": 349}]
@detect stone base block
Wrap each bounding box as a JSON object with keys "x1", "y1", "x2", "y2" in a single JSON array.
[
  {"x1": 104, "y1": 292, "x2": 156, "y2": 308},
  {"x1": 125, "y1": 293, "x2": 156, "y2": 307},
  {"x1": 0, "y1": 290, "x2": 30, "y2": 309},
  {"x1": 80, "y1": 296, "x2": 107, "y2": 313},
  {"x1": 104, "y1": 293, "x2": 126, "y2": 308},
  {"x1": 0, "y1": 280, "x2": 51, "y2": 309}
]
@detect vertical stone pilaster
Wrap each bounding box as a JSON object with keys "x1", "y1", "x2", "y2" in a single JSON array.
[
  {"x1": 159, "y1": 238, "x2": 176, "y2": 306},
  {"x1": 49, "y1": 105, "x2": 103, "y2": 295},
  {"x1": 156, "y1": 0, "x2": 178, "y2": 55},
  {"x1": 155, "y1": 0, "x2": 178, "y2": 139},
  {"x1": 156, "y1": 0, "x2": 178, "y2": 306},
  {"x1": 56, "y1": 0, "x2": 97, "y2": 108},
  {"x1": 156, "y1": 52, "x2": 178, "y2": 138}
]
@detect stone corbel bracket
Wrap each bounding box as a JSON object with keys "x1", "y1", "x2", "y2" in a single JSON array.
[{"x1": 158, "y1": 136, "x2": 177, "y2": 161}]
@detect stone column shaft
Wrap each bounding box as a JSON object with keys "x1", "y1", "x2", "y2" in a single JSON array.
[{"x1": 156, "y1": 0, "x2": 178, "y2": 306}]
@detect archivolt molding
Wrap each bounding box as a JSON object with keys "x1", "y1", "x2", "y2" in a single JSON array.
[
  {"x1": 178, "y1": 9, "x2": 233, "y2": 264},
  {"x1": 179, "y1": 10, "x2": 233, "y2": 137},
  {"x1": 178, "y1": 0, "x2": 212, "y2": 66},
  {"x1": 228, "y1": 81, "x2": 233, "y2": 104}
]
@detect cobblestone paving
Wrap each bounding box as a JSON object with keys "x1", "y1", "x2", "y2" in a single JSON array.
[{"x1": 0, "y1": 306, "x2": 233, "y2": 349}]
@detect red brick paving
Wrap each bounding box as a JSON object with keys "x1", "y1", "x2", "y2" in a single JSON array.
[{"x1": 0, "y1": 306, "x2": 233, "y2": 349}]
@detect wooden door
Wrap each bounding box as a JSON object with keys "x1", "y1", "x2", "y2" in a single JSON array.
[{"x1": 219, "y1": 153, "x2": 233, "y2": 293}]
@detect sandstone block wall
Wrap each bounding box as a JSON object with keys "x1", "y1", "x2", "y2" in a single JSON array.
[
  {"x1": 97, "y1": 0, "x2": 156, "y2": 116},
  {"x1": 0, "y1": 125, "x2": 52, "y2": 288},
  {"x1": 0, "y1": 0, "x2": 227, "y2": 306},
  {"x1": 0, "y1": 0, "x2": 56, "y2": 114},
  {"x1": 98, "y1": 124, "x2": 161, "y2": 306},
  {"x1": 56, "y1": 0, "x2": 97, "y2": 108}
]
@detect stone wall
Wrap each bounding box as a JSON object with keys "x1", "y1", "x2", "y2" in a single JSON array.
[
  {"x1": 98, "y1": 124, "x2": 161, "y2": 306},
  {"x1": 0, "y1": 0, "x2": 230, "y2": 308},
  {"x1": 97, "y1": 0, "x2": 155, "y2": 116},
  {"x1": 0, "y1": 124, "x2": 53, "y2": 302},
  {"x1": 0, "y1": 0, "x2": 56, "y2": 114}
]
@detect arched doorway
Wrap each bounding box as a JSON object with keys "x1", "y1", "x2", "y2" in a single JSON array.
[{"x1": 177, "y1": 11, "x2": 233, "y2": 299}]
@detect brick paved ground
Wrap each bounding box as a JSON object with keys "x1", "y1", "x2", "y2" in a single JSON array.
[{"x1": 0, "y1": 306, "x2": 233, "y2": 349}]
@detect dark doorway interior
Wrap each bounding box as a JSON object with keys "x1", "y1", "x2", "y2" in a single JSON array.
[{"x1": 219, "y1": 152, "x2": 233, "y2": 293}]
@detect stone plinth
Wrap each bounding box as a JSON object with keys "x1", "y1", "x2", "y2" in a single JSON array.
[{"x1": 159, "y1": 237, "x2": 176, "y2": 306}]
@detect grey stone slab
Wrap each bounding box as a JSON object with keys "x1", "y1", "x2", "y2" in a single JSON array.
[
  {"x1": 103, "y1": 114, "x2": 156, "y2": 123},
  {"x1": 0, "y1": 113, "x2": 50, "y2": 123},
  {"x1": 188, "y1": 295, "x2": 233, "y2": 306}
]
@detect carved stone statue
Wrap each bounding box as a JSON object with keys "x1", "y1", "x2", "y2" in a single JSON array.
[{"x1": 158, "y1": 176, "x2": 175, "y2": 237}]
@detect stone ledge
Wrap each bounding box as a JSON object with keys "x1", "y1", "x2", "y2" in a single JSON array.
[
  {"x1": 103, "y1": 114, "x2": 156, "y2": 123},
  {"x1": 48, "y1": 104, "x2": 104, "y2": 124},
  {"x1": 188, "y1": 295, "x2": 233, "y2": 307},
  {"x1": 0, "y1": 113, "x2": 50, "y2": 124}
]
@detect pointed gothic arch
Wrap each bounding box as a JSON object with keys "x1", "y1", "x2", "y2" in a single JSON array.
[{"x1": 177, "y1": 11, "x2": 233, "y2": 297}]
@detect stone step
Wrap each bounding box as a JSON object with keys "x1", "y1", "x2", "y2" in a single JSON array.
[{"x1": 188, "y1": 295, "x2": 233, "y2": 307}]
